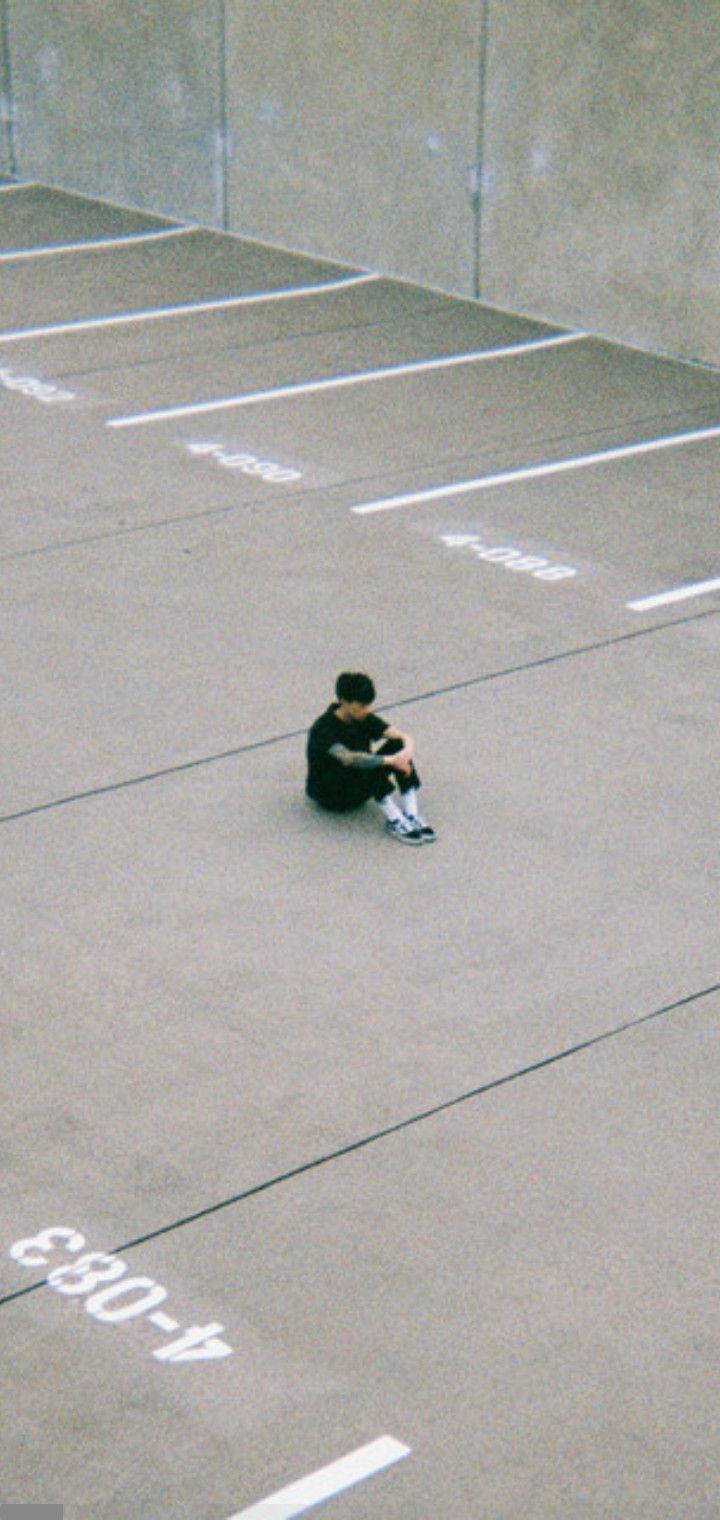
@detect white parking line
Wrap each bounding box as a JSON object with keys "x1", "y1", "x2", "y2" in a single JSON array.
[
  {"x1": 108, "y1": 330, "x2": 585, "y2": 421},
  {"x1": 627, "y1": 575, "x2": 720, "y2": 611},
  {"x1": 351, "y1": 421, "x2": 720, "y2": 514},
  {"x1": 0, "y1": 272, "x2": 379, "y2": 347},
  {"x1": 0, "y1": 224, "x2": 195, "y2": 262},
  {"x1": 225, "y1": 1437, "x2": 411, "y2": 1520}
]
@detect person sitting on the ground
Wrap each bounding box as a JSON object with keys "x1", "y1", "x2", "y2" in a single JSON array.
[{"x1": 306, "y1": 671, "x2": 436, "y2": 844}]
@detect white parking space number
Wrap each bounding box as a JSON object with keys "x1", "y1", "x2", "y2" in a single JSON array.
[
  {"x1": 0, "y1": 366, "x2": 75, "y2": 404},
  {"x1": 440, "y1": 533, "x2": 576, "y2": 582},
  {"x1": 186, "y1": 439, "x2": 301, "y2": 483},
  {"x1": 9, "y1": 1225, "x2": 233, "y2": 1365}
]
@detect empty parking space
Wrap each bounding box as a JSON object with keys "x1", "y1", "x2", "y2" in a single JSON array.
[
  {"x1": 0, "y1": 225, "x2": 364, "y2": 334},
  {"x1": 1, "y1": 183, "x2": 718, "y2": 1520},
  {"x1": 0, "y1": 182, "x2": 181, "y2": 250},
  {"x1": 0, "y1": 277, "x2": 450, "y2": 376},
  {"x1": 374, "y1": 436, "x2": 720, "y2": 612}
]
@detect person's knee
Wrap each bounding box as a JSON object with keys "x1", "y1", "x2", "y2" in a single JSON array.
[{"x1": 378, "y1": 736, "x2": 403, "y2": 757}]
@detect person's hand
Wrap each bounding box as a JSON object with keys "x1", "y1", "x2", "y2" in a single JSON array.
[{"x1": 387, "y1": 748, "x2": 413, "y2": 775}]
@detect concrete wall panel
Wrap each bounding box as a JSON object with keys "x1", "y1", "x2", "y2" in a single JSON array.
[
  {"x1": 0, "y1": 0, "x2": 13, "y2": 173},
  {"x1": 225, "y1": 0, "x2": 483, "y2": 294},
  {"x1": 8, "y1": 0, "x2": 223, "y2": 224},
  {"x1": 4, "y1": 2, "x2": 720, "y2": 364},
  {"x1": 480, "y1": 0, "x2": 720, "y2": 365}
]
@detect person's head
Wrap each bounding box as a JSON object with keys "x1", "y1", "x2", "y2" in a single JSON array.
[{"x1": 335, "y1": 670, "x2": 376, "y2": 722}]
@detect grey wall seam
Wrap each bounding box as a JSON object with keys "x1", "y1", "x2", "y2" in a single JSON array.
[
  {"x1": 217, "y1": 0, "x2": 229, "y2": 229},
  {"x1": 473, "y1": 0, "x2": 490, "y2": 299},
  {"x1": 0, "y1": 0, "x2": 16, "y2": 176}
]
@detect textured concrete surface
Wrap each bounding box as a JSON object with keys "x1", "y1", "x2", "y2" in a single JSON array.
[
  {"x1": 0, "y1": 224, "x2": 355, "y2": 332},
  {"x1": 225, "y1": 0, "x2": 483, "y2": 295},
  {"x1": 0, "y1": 0, "x2": 13, "y2": 175},
  {"x1": 2, "y1": 638, "x2": 718, "y2": 1247},
  {"x1": 4, "y1": 3, "x2": 720, "y2": 362},
  {"x1": 480, "y1": 0, "x2": 720, "y2": 365},
  {"x1": 1, "y1": 186, "x2": 718, "y2": 1519},
  {"x1": 3, "y1": 1010, "x2": 718, "y2": 1519},
  {"x1": 0, "y1": 183, "x2": 176, "y2": 247},
  {"x1": 7, "y1": 0, "x2": 222, "y2": 223}
]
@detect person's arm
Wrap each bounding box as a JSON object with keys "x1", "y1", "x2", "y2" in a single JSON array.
[
  {"x1": 328, "y1": 743, "x2": 386, "y2": 769},
  {"x1": 380, "y1": 725, "x2": 415, "y2": 774}
]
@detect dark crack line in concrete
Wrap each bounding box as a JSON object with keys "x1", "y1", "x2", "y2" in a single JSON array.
[
  {"x1": 2, "y1": 606, "x2": 718, "y2": 827},
  {"x1": 1, "y1": 398, "x2": 718, "y2": 569},
  {"x1": 1, "y1": 977, "x2": 718, "y2": 1310}
]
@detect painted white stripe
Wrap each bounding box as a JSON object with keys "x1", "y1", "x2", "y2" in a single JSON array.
[
  {"x1": 0, "y1": 181, "x2": 37, "y2": 193},
  {"x1": 226, "y1": 1437, "x2": 410, "y2": 1520},
  {"x1": 133, "y1": 330, "x2": 582, "y2": 416},
  {"x1": 627, "y1": 575, "x2": 720, "y2": 612},
  {"x1": 351, "y1": 422, "x2": 720, "y2": 515},
  {"x1": 0, "y1": 224, "x2": 194, "y2": 262},
  {"x1": 0, "y1": 272, "x2": 379, "y2": 347}
]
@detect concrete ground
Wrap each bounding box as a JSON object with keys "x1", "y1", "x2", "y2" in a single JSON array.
[{"x1": 0, "y1": 184, "x2": 718, "y2": 1520}]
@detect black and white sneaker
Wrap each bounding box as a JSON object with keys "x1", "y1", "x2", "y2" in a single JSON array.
[
  {"x1": 385, "y1": 817, "x2": 424, "y2": 845},
  {"x1": 403, "y1": 814, "x2": 436, "y2": 843}
]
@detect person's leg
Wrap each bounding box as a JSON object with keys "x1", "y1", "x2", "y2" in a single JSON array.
[
  {"x1": 309, "y1": 772, "x2": 374, "y2": 812},
  {"x1": 308, "y1": 749, "x2": 433, "y2": 843},
  {"x1": 375, "y1": 736, "x2": 420, "y2": 793},
  {"x1": 374, "y1": 738, "x2": 435, "y2": 841},
  {"x1": 309, "y1": 761, "x2": 397, "y2": 814}
]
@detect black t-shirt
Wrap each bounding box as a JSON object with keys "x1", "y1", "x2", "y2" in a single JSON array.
[{"x1": 306, "y1": 704, "x2": 388, "y2": 797}]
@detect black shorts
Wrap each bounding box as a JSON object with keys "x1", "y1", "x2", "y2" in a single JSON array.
[{"x1": 307, "y1": 738, "x2": 421, "y2": 812}]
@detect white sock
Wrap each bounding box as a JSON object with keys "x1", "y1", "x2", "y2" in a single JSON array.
[
  {"x1": 401, "y1": 788, "x2": 420, "y2": 820},
  {"x1": 378, "y1": 796, "x2": 404, "y2": 825}
]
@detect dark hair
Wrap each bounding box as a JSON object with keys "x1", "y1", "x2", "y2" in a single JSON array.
[{"x1": 335, "y1": 671, "x2": 375, "y2": 704}]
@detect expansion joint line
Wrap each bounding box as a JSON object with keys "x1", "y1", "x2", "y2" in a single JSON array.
[
  {"x1": 473, "y1": 0, "x2": 490, "y2": 299},
  {"x1": 1, "y1": 978, "x2": 718, "y2": 1311},
  {"x1": 217, "y1": 0, "x2": 229, "y2": 230},
  {"x1": 0, "y1": 0, "x2": 16, "y2": 177},
  {"x1": 0, "y1": 606, "x2": 718, "y2": 827}
]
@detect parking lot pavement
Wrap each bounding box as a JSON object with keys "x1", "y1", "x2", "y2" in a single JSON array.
[
  {"x1": 1, "y1": 184, "x2": 718, "y2": 1519},
  {"x1": 2, "y1": 997, "x2": 718, "y2": 1518}
]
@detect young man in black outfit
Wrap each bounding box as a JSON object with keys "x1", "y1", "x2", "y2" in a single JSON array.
[{"x1": 306, "y1": 672, "x2": 436, "y2": 844}]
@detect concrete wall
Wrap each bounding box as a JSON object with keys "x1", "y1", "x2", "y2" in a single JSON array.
[
  {"x1": 7, "y1": 0, "x2": 224, "y2": 224},
  {"x1": 0, "y1": 0, "x2": 14, "y2": 173},
  {"x1": 4, "y1": 1, "x2": 720, "y2": 366},
  {"x1": 224, "y1": 0, "x2": 484, "y2": 297},
  {"x1": 480, "y1": 0, "x2": 720, "y2": 367}
]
